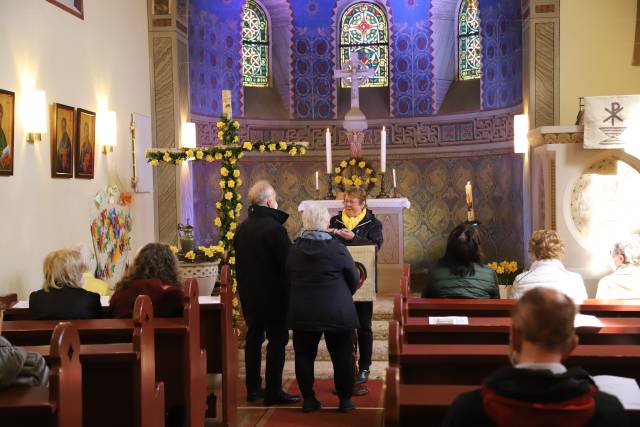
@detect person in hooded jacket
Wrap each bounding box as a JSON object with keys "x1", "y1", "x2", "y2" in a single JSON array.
[
  {"x1": 328, "y1": 187, "x2": 383, "y2": 385},
  {"x1": 442, "y1": 287, "x2": 627, "y2": 427},
  {"x1": 287, "y1": 204, "x2": 360, "y2": 413}
]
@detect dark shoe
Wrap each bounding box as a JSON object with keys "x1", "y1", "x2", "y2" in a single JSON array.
[
  {"x1": 339, "y1": 398, "x2": 356, "y2": 413},
  {"x1": 352, "y1": 384, "x2": 369, "y2": 396},
  {"x1": 355, "y1": 369, "x2": 370, "y2": 385},
  {"x1": 302, "y1": 396, "x2": 321, "y2": 413},
  {"x1": 246, "y1": 388, "x2": 265, "y2": 402},
  {"x1": 264, "y1": 391, "x2": 302, "y2": 406}
]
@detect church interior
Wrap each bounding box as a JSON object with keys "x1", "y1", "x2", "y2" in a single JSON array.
[{"x1": 1, "y1": 0, "x2": 640, "y2": 426}]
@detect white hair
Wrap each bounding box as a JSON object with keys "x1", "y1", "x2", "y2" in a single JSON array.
[
  {"x1": 302, "y1": 204, "x2": 331, "y2": 231},
  {"x1": 613, "y1": 235, "x2": 640, "y2": 266},
  {"x1": 70, "y1": 242, "x2": 95, "y2": 273},
  {"x1": 248, "y1": 180, "x2": 275, "y2": 206}
]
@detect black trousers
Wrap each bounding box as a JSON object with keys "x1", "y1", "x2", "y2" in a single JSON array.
[
  {"x1": 243, "y1": 309, "x2": 289, "y2": 396},
  {"x1": 355, "y1": 301, "x2": 373, "y2": 370},
  {"x1": 292, "y1": 330, "x2": 354, "y2": 400}
]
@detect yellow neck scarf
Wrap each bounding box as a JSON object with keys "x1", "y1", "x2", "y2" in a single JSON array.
[{"x1": 341, "y1": 208, "x2": 367, "y2": 231}]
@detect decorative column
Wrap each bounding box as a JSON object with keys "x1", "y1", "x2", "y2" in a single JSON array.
[
  {"x1": 147, "y1": 0, "x2": 191, "y2": 244},
  {"x1": 521, "y1": 0, "x2": 560, "y2": 127}
]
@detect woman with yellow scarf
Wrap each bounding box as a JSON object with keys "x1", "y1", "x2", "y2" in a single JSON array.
[{"x1": 329, "y1": 188, "x2": 383, "y2": 387}]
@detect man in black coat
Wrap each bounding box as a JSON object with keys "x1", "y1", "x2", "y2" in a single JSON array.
[
  {"x1": 442, "y1": 287, "x2": 627, "y2": 427},
  {"x1": 233, "y1": 180, "x2": 300, "y2": 405}
]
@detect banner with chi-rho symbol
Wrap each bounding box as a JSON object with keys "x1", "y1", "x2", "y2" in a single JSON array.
[{"x1": 584, "y1": 95, "x2": 640, "y2": 149}]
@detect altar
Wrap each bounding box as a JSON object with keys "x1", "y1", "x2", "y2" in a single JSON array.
[{"x1": 298, "y1": 197, "x2": 411, "y2": 295}]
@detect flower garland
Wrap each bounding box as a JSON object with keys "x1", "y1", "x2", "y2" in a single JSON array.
[
  {"x1": 333, "y1": 157, "x2": 378, "y2": 193},
  {"x1": 146, "y1": 116, "x2": 307, "y2": 321}
]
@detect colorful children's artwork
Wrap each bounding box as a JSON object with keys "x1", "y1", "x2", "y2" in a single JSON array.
[{"x1": 91, "y1": 206, "x2": 132, "y2": 284}]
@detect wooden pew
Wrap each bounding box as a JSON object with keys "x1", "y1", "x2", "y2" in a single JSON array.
[
  {"x1": 402, "y1": 316, "x2": 640, "y2": 345},
  {"x1": 1, "y1": 280, "x2": 206, "y2": 427},
  {"x1": 24, "y1": 295, "x2": 164, "y2": 427},
  {"x1": 0, "y1": 322, "x2": 82, "y2": 427}
]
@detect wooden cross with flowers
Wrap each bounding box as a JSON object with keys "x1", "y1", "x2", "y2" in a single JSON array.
[{"x1": 146, "y1": 116, "x2": 308, "y2": 320}]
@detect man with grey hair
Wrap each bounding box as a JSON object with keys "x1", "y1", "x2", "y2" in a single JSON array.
[
  {"x1": 234, "y1": 180, "x2": 301, "y2": 405},
  {"x1": 596, "y1": 235, "x2": 640, "y2": 299}
]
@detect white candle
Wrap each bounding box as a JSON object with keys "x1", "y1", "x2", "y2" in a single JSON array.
[
  {"x1": 315, "y1": 171, "x2": 319, "y2": 190},
  {"x1": 465, "y1": 181, "x2": 473, "y2": 208},
  {"x1": 380, "y1": 126, "x2": 387, "y2": 173},
  {"x1": 325, "y1": 128, "x2": 332, "y2": 174},
  {"x1": 392, "y1": 168, "x2": 397, "y2": 188}
]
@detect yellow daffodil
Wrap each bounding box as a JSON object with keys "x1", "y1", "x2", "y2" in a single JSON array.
[
  {"x1": 365, "y1": 168, "x2": 372, "y2": 175},
  {"x1": 228, "y1": 210, "x2": 235, "y2": 219},
  {"x1": 149, "y1": 159, "x2": 159, "y2": 166},
  {"x1": 229, "y1": 256, "x2": 235, "y2": 265},
  {"x1": 196, "y1": 150, "x2": 204, "y2": 160},
  {"x1": 219, "y1": 180, "x2": 226, "y2": 189},
  {"x1": 279, "y1": 141, "x2": 287, "y2": 150},
  {"x1": 496, "y1": 266, "x2": 505, "y2": 274},
  {"x1": 232, "y1": 297, "x2": 239, "y2": 307},
  {"x1": 224, "y1": 150, "x2": 232, "y2": 158},
  {"x1": 230, "y1": 222, "x2": 237, "y2": 230},
  {"x1": 358, "y1": 161, "x2": 366, "y2": 168},
  {"x1": 205, "y1": 154, "x2": 214, "y2": 162},
  {"x1": 354, "y1": 178, "x2": 362, "y2": 186},
  {"x1": 216, "y1": 121, "x2": 224, "y2": 129},
  {"x1": 170, "y1": 245, "x2": 179, "y2": 253},
  {"x1": 259, "y1": 144, "x2": 265, "y2": 152},
  {"x1": 334, "y1": 175, "x2": 342, "y2": 183},
  {"x1": 225, "y1": 230, "x2": 234, "y2": 240},
  {"x1": 268, "y1": 143, "x2": 276, "y2": 151},
  {"x1": 163, "y1": 152, "x2": 172, "y2": 162},
  {"x1": 290, "y1": 147, "x2": 297, "y2": 156},
  {"x1": 233, "y1": 136, "x2": 239, "y2": 143},
  {"x1": 349, "y1": 159, "x2": 356, "y2": 166},
  {"x1": 227, "y1": 180, "x2": 235, "y2": 188},
  {"x1": 335, "y1": 167, "x2": 341, "y2": 174},
  {"x1": 224, "y1": 191, "x2": 233, "y2": 200},
  {"x1": 214, "y1": 217, "x2": 222, "y2": 227},
  {"x1": 340, "y1": 160, "x2": 347, "y2": 168},
  {"x1": 233, "y1": 121, "x2": 240, "y2": 129},
  {"x1": 185, "y1": 250, "x2": 196, "y2": 260},
  {"x1": 300, "y1": 147, "x2": 306, "y2": 155},
  {"x1": 236, "y1": 193, "x2": 242, "y2": 200},
  {"x1": 218, "y1": 131, "x2": 224, "y2": 140},
  {"x1": 243, "y1": 142, "x2": 252, "y2": 150},
  {"x1": 233, "y1": 169, "x2": 240, "y2": 178},
  {"x1": 214, "y1": 152, "x2": 223, "y2": 160},
  {"x1": 236, "y1": 178, "x2": 243, "y2": 187},
  {"x1": 215, "y1": 202, "x2": 222, "y2": 209},
  {"x1": 232, "y1": 284, "x2": 237, "y2": 293},
  {"x1": 185, "y1": 149, "x2": 194, "y2": 158},
  {"x1": 345, "y1": 179, "x2": 353, "y2": 186},
  {"x1": 220, "y1": 167, "x2": 229, "y2": 177},
  {"x1": 235, "y1": 203, "x2": 243, "y2": 212}
]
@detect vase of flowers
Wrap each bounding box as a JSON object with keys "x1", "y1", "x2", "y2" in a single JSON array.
[
  {"x1": 171, "y1": 244, "x2": 225, "y2": 296},
  {"x1": 487, "y1": 260, "x2": 522, "y2": 299}
]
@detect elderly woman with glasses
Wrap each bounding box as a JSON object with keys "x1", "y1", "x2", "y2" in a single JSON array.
[{"x1": 596, "y1": 235, "x2": 640, "y2": 299}]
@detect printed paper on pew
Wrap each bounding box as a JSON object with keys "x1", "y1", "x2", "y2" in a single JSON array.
[
  {"x1": 593, "y1": 375, "x2": 640, "y2": 410},
  {"x1": 428, "y1": 316, "x2": 469, "y2": 325},
  {"x1": 574, "y1": 314, "x2": 604, "y2": 328}
]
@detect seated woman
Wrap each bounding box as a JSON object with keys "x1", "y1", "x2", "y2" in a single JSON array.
[
  {"x1": 511, "y1": 230, "x2": 587, "y2": 303},
  {"x1": 72, "y1": 243, "x2": 112, "y2": 296},
  {"x1": 286, "y1": 204, "x2": 360, "y2": 413},
  {"x1": 0, "y1": 302, "x2": 49, "y2": 388},
  {"x1": 422, "y1": 223, "x2": 499, "y2": 299},
  {"x1": 110, "y1": 242, "x2": 183, "y2": 318},
  {"x1": 29, "y1": 248, "x2": 102, "y2": 320},
  {"x1": 596, "y1": 235, "x2": 640, "y2": 299}
]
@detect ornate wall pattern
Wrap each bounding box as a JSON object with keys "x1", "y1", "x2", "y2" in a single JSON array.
[
  {"x1": 480, "y1": 0, "x2": 522, "y2": 110},
  {"x1": 192, "y1": 153, "x2": 524, "y2": 285}
]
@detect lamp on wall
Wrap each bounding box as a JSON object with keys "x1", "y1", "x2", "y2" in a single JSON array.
[
  {"x1": 513, "y1": 114, "x2": 529, "y2": 154},
  {"x1": 181, "y1": 121, "x2": 196, "y2": 149},
  {"x1": 97, "y1": 111, "x2": 117, "y2": 154},
  {"x1": 23, "y1": 89, "x2": 47, "y2": 143}
]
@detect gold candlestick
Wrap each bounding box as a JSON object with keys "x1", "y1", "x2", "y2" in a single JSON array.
[
  {"x1": 377, "y1": 173, "x2": 389, "y2": 198},
  {"x1": 325, "y1": 173, "x2": 335, "y2": 199}
]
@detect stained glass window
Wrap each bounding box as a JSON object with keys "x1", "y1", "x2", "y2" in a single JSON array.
[
  {"x1": 339, "y1": 2, "x2": 389, "y2": 88},
  {"x1": 242, "y1": 1, "x2": 269, "y2": 87},
  {"x1": 458, "y1": 0, "x2": 481, "y2": 80}
]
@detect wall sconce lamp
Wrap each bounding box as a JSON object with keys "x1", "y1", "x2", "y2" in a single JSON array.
[
  {"x1": 181, "y1": 122, "x2": 197, "y2": 155},
  {"x1": 97, "y1": 111, "x2": 117, "y2": 154},
  {"x1": 24, "y1": 89, "x2": 47, "y2": 143},
  {"x1": 513, "y1": 114, "x2": 529, "y2": 154}
]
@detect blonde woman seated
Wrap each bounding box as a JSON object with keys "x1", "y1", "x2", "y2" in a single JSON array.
[
  {"x1": 596, "y1": 235, "x2": 640, "y2": 299},
  {"x1": 510, "y1": 230, "x2": 587, "y2": 303},
  {"x1": 29, "y1": 248, "x2": 102, "y2": 320},
  {"x1": 72, "y1": 243, "x2": 112, "y2": 296}
]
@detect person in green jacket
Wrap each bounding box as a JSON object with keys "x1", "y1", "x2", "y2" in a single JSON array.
[{"x1": 422, "y1": 223, "x2": 499, "y2": 299}]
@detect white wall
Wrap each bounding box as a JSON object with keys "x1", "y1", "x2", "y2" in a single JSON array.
[{"x1": 0, "y1": 0, "x2": 155, "y2": 298}]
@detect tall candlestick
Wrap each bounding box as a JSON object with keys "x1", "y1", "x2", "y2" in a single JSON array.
[
  {"x1": 392, "y1": 168, "x2": 397, "y2": 188},
  {"x1": 325, "y1": 128, "x2": 332, "y2": 174},
  {"x1": 380, "y1": 126, "x2": 387, "y2": 173},
  {"x1": 315, "y1": 171, "x2": 319, "y2": 190}
]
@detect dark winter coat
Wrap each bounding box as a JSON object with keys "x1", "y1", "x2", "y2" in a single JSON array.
[
  {"x1": 329, "y1": 209, "x2": 384, "y2": 250},
  {"x1": 421, "y1": 263, "x2": 499, "y2": 299},
  {"x1": 442, "y1": 366, "x2": 628, "y2": 427},
  {"x1": 286, "y1": 231, "x2": 360, "y2": 331},
  {"x1": 29, "y1": 286, "x2": 102, "y2": 320},
  {"x1": 234, "y1": 204, "x2": 292, "y2": 317}
]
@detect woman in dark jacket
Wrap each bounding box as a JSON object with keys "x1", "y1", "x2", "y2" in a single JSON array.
[
  {"x1": 328, "y1": 187, "x2": 382, "y2": 386},
  {"x1": 110, "y1": 243, "x2": 183, "y2": 318},
  {"x1": 287, "y1": 204, "x2": 360, "y2": 413},
  {"x1": 422, "y1": 223, "x2": 499, "y2": 299},
  {"x1": 29, "y1": 248, "x2": 102, "y2": 320}
]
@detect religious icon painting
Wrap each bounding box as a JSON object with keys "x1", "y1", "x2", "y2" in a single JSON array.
[
  {"x1": 0, "y1": 89, "x2": 15, "y2": 176},
  {"x1": 46, "y1": 0, "x2": 84, "y2": 20},
  {"x1": 75, "y1": 108, "x2": 95, "y2": 179},
  {"x1": 51, "y1": 103, "x2": 75, "y2": 179}
]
